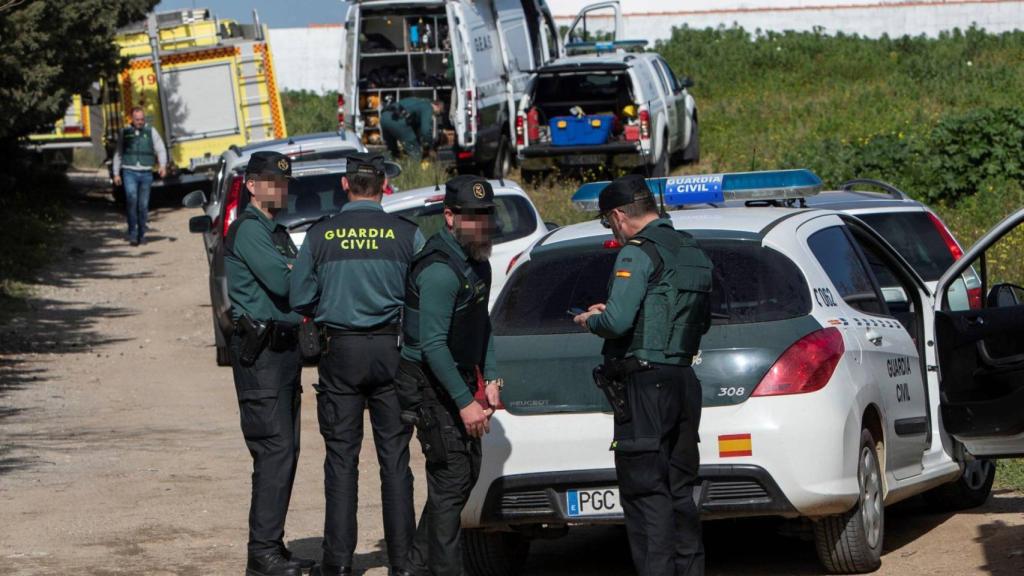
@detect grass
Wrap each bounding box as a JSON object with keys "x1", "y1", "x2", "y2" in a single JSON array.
[{"x1": 996, "y1": 460, "x2": 1024, "y2": 492}]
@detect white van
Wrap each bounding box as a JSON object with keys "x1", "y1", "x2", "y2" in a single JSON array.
[{"x1": 338, "y1": 0, "x2": 562, "y2": 177}]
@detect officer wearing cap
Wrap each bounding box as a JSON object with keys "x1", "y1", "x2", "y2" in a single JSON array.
[
  {"x1": 393, "y1": 175, "x2": 502, "y2": 576},
  {"x1": 225, "y1": 151, "x2": 314, "y2": 576},
  {"x1": 290, "y1": 153, "x2": 424, "y2": 576},
  {"x1": 573, "y1": 174, "x2": 713, "y2": 576}
]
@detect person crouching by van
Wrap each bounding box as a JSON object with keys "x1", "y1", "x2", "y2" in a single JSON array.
[{"x1": 380, "y1": 98, "x2": 444, "y2": 160}]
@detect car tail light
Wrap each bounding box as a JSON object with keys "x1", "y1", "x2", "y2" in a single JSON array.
[
  {"x1": 639, "y1": 109, "x2": 650, "y2": 141},
  {"x1": 751, "y1": 328, "x2": 845, "y2": 397},
  {"x1": 927, "y1": 212, "x2": 964, "y2": 261},
  {"x1": 967, "y1": 287, "x2": 983, "y2": 310},
  {"x1": 515, "y1": 115, "x2": 525, "y2": 147},
  {"x1": 507, "y1": 251, "x2": 524, "y2": 274},
  {"x1": 603, "y1": 239, "x2": 621, "y2": 249},
  {"x1": 457, "y1": 151, "x2": 474, "y2": 160},
  {"x1": 222, "y1": 175, "x2": 243, "y2": 238},
  {"x1": 337, "y1": 93, "x2": 345, "y2": 129}
]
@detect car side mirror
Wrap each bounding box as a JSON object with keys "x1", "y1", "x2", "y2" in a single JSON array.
[
  {"x1": 987, "y1": 283, "x2": 1024, "y2": 308},
  {"x1": 189, "y1": 215, "x2": 213, "y2": 234},
  {"x1": 680, "y1": 76, "x2": 694, "y2": 89},
  {"x1": 182, "y1": 189, "x2": 207, "y2": 208}
]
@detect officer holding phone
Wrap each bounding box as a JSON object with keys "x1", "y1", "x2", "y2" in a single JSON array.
[{"x1": 225, "y1": 151, "x2": 314, "y2": 576}]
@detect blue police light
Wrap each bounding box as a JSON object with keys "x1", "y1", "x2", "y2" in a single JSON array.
[
  {"x1": 565, "y1": 39, "x2": 649, "y2": 55},
  {"x1": 570, "y1": 169, "x2": 823, "y2": 211}
]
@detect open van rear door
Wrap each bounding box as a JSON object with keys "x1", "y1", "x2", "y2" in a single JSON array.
[
  {"x1": 563, "y1": 1, "x2": 623, "y2": 46},
  {"x1": 933, "y1": 207, "x2": 1024, "y2": 457},
  {"x1": 339, "y1": 2, "x2": 361, "y2": 132}
]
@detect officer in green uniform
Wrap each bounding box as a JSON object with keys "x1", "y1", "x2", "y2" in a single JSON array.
[
  {"x1": 380, "y1": 97, "x2": 444, "y2": 160},
  {"x1": 573, "y1": 174, "x2": 713, "y2": 576},
  {"x1": 225, "y1": 151, "x2": 314, "y2": 576},
  {"x1": 290, "y1": 154, "x2": 424, "y2": 576},
  {"x1": 393, "y1": 175, "x2": 502, "y2": 576}
]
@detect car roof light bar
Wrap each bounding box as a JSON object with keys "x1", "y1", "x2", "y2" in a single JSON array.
[
  {"x1": 565, "y1": 39, "x2": 649, "y2": 55},
  {"x1": 571, "y1": 169, "x2": 823, "y2": 211}
]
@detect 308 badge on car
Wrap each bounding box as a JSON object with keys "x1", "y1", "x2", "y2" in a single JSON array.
[{"x1": 566, "y1": 487, "x2": 622, "y2": 517}]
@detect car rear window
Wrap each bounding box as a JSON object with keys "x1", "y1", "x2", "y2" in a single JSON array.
[
  {"x1": 393, "y1": 196, "x2": 537, "y2": 244},
  {"x1": 237, "y1": 172, "x2": 348, "y2": 226},
  {"x1": 493, "y1": 239, "x2": 811, "y2": 336},
  {"x1": 856, "y1": 212, "x2": 955, "y2": 281}
]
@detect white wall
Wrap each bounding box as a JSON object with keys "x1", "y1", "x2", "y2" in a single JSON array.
[
  {"x1": 549, "y1": 0, "x2": 1024, "y2": 42},
  {"x1": 269, "y1": 1, "x2": 1024, "y2": 93}
]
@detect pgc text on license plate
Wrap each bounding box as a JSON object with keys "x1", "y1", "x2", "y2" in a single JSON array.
[{"x1": 566, "y1": 487, "x2": 622, "y2": 517}]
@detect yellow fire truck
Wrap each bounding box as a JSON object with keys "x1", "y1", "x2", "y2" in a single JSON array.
[
  {"x1": 24, "y1": 94, "x2": 101, "y2": 168},
  {"x1": 105, "y1": 8, "x2": 288, "y2": 198}
]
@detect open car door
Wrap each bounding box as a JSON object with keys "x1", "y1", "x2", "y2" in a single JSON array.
[
  {"x1": 563, "y1": 1, "x2": 623, "y2": 46},
  {"x1": 933, "y1": 207, "x2": 1024, "y2": 457}
]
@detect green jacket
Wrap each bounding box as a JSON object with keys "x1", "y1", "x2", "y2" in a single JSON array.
[
  {"x1": 226, "y1": 204, "x2": 302, "y2": 323},
  {"x1": 401, "y1": 228, "x2": 498, "y2": 408},
  {"x1": 587, "y1": 218, "x2": 712, "y2": 364},
  {"x1": 289, "y1": 200, "x2": 425, "y2": 328},
  {"x1": 398, "y1": 97, "x2": 435, "y2": 145}
]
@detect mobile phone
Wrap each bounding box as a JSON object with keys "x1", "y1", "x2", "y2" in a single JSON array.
[{"x1": 567, "y1": 307, "x2": 586, "y2": 317}]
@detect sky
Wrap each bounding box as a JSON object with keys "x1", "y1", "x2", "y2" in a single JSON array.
[{"x1": 154, "y1": 0, "x2": 347, "y2": 28}]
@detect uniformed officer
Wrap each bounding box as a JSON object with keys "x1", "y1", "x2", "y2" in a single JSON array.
[
  {"x1": 393, "y1": 175, "x2": 502, "y2": 576},
  {"x1": 225, "y1": 151, "x2": 314, "y2": 576},
  {"x1": 573, "y1": 174, "x2": 713, "y2": 576},
  {"x1": 290, "y1": 153, "x2": 424, "y2": 576},
  {"x1": 380, "y1": 97, "x2": 444, "y2": 160}
]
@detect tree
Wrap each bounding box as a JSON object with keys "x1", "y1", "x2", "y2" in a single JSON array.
[{"x1": 0, "y1": 0, "x2": 157, "y2": 147}]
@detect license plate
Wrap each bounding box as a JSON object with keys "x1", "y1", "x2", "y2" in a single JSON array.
[
  {"x1": 562, "y1": 154, "x2": 604, "y2": 166},
  {"x1": 566, "y1": 487, "x2": 622, "y2": 517}
]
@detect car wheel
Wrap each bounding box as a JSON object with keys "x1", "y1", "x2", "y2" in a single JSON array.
[
  {"x1": 923, "y1": 458, "x2": 995, "y2": 511},
  {"x1": 463, "y1": 529, "x2": 530, "y2": 576},
  {"x1": 682, "y1": 116, "x2": 700, "y2": 164},
  {"x1": 488, "y1": 135, "x2": 513, "y2": 179},
  {"x1": 814, "y1": 428, "x2": 884, "y2": 574}
]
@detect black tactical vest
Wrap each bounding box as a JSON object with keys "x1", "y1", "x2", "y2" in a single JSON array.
[
  {"x1": 603, "y1": 222, "x2": 713, "y2": 364},
  {"x1": 403, "y1": 233, "x2": 491, "y2": 371}
]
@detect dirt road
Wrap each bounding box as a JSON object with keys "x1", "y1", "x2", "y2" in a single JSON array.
[{"x1": 1, "y1": 187, "x2": 1022, "y2": 575}]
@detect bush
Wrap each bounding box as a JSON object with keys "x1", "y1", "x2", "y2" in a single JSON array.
[{"x1": 280, "y1": 90, "x2": 337, "y2": 135}]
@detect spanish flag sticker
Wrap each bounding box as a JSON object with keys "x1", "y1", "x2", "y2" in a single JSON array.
[
  {"x1": 615, "y1": 270, "x2": 632, "y2": 278},
  {"x1": 719, "y1": 434, "x2": 752, "y2": 457}
]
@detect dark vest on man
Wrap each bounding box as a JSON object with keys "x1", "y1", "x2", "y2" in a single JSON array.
[{"x1": 122, "y1": 125, "x2": 156, "y2": 167}]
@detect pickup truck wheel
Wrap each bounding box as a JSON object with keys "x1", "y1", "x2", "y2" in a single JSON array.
[
  {"x1": 650, "y1": 143, "x2": 669, "y2": 177},
  {"x1": 923, "y1": 458, "x2": 995, "y2": 511},
  {"x1": 488, "y1": 136, "x2": 513, "y2": 179},
  {"x1": 814, "y1": 428, "x2": 884, "y2": 574},
  {"x1": 463, "y1": 529, "x2": 529, "y2": 576},
  {"x1": 682, "y1": 116, "x2": 700, "y2": 164}
]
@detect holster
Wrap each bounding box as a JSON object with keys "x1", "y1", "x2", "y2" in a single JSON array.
[
  {"x1": 298, "y1": 317, "x2": 322, "y2": 361},
  {"x1": 415, "y1": 403, "x2": 449, "y2": 465},
  {"x1": 236, "y1": 315, "x2": 269, "y2": 367},
  {"x1": 593, "y1": 364, "x2": 631, "y2": 425},
  {"x1": 394, "y1": 359, "x2": 425, "y2": 426}
]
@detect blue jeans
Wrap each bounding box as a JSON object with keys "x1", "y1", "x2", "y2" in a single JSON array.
[{"x1": 123, "y1": 169, "x2": 153, "y2": 242}]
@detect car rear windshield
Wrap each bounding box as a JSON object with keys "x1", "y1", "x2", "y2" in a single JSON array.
[
  {"x1": 857, "y1": 212, "x2": 955, "y2": 281},
  {"x1": 393, "y1": 196, "x2": 537, "y2": 244},
  {"x1": 493, "y1": 239, "x2": 811, "y2": 336},
  {"x1": 533, "y1": 71, "x2": 633, "y2": 118}
]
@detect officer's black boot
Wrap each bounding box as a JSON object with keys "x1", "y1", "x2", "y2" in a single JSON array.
[
  {"x1": 280, "y1": 547, "x2": 316, "y2": 572},
  {"x1": 246, "y1": 552, "x2": 301, "y2": 576},
  {"x1": 316, "y1": 564, "x2": 352, "y2": 576}
]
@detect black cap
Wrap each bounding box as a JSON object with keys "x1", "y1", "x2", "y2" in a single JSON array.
[
  {"x1": 599, "y1": 174, "x2": 651, "y2": 214},
  {"x1": 245, "y1": 151, "x2": 294, "y2": 180},
  {"x1": 444, "y1": 175, "x2": 495, "y2": 211},
  {"x1": 344, "y1": 152, "x2": 390, "y2": 177}
]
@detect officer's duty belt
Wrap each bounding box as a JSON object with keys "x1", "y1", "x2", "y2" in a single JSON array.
[{"x1": 324, "y1": 323, "x2": 400, "y2": 337}]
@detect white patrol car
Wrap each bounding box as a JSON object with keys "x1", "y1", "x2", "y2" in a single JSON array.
[{"x1": 459, "y1": 170, "x2": 1024, "y2": 575}]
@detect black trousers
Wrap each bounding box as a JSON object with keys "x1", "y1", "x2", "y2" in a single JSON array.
[
  {"x1": 315, "y1": 332, "x2": 415, "y2": 569},
  {"x1": 401, "y1": 360, "x2": 482, "y2": 576},
  {"x1": 614, "y1": 364, "x2": 704, "y2": 576},
  {"x1": 230, "y1": 335, "x2": 303, "y2": 557}
]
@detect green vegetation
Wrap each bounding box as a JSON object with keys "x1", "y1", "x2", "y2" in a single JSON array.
[
  {"x1": 996, "y1": 460, "x2": 1024, "y2": 492},
  {"x1": 280, "y1": 90, "x2": 337, "y2": 136}
]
